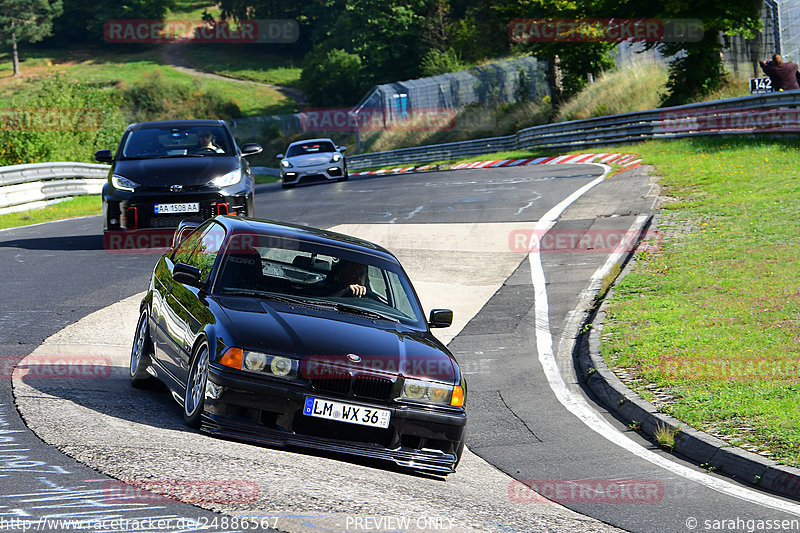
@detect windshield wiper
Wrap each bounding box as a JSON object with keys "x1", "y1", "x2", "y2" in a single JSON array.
[
  {"x1": 219, "y1": 291, "x2": 308, "y2": 304},
  {"x1": 333, "y1": 303, "x2": 400, "y2": 323},
  {"x1": 219, "y1": 292, "x2": 399, "y2": 322}
]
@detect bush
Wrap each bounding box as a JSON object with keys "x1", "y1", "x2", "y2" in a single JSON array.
[
  {"x1": 0, "y1": 76, "x2": 127, "y2": 165},
  {"x1": 300, "y1": 48, "x2": 366, "y2": 107},
  {"x1": 120, "y1": 71, "x2": 242, "y2": 122},
  {"x1": 420, "y1": 48, "x2": 464, "y2": 77}
]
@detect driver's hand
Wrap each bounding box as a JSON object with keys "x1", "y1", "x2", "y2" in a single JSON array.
[{"x1": 348, "y1": 284, "x2": 366, "y2": 297}]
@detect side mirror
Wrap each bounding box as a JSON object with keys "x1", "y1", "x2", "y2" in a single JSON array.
[
  {"x1": 173, "y1": 262, "x2": 202, "y2": 286},
  {"x1": 94, "y1": 149, "x2": 113, "y2": 163},
  {"x1": 242, "y1": 143, "x2": 263, "y2": 156},
  {"x1": 338, "y1": 146, "x2": 347, "y2": 153},
  {"x1": 275, "y1": 153, "x2": 285, "y2": 160},
  {"x1": 428, "y1": 309, "x2": 453, "y2": 328}
]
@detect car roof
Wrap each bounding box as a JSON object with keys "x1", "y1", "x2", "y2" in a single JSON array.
[
  {"x1": 214, "y1": 216, "x2": 397, "y2": 261},
  {"x1": 287, "y1": 138, "x2": 335, "y2": 147},
  {"x1": 127, "y1": 119, "x2": 227, "y2": 130}
]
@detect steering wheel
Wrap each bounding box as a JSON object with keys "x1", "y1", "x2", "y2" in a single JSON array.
[{"x1": 194, "y1": 146, "x2": 218, "y2": 154}]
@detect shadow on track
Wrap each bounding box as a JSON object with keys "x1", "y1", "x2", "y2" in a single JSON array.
[
  {"x1": 17, "y1": 365, "x2": 448, "y2": 481},
  {"x1": 0, "y1": 234, "x2": 104, "y2": 251}
]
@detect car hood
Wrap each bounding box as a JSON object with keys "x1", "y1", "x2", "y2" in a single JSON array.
[
  {"x1": 215, "y1": 297, "x2": 456, "y2": 383},
  {"x1": 114, "y1": 157, "x2": 240, "y2": 187},
  {"x1": 286, "y1": 153, "x2": 334, "y2": 167}
]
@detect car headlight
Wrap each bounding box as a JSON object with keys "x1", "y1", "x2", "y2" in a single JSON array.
[
  {"x1": 112, "y1": 174, "x2": 139, "y2": 192},
  {"x1": 401, "y1": 378, "x2": 463, "y2": 407},
  {"x1": 243, "y1": 351, "x2": 267, "y2": 372},
  {"x1": 220, "y1": 348, "x2": 299, "y2": 379},
  {"x1": 330, "y1": 154, "x2": 342, "y2": 163},
  {"x1": 281, "y1": 159, "x2": 292, "y2": 168},
  {"x1": 247, "y1": 351, "x2": 297, "y2": 379},
  {"x1": 270, "y1": 356, "x2": 294, "y2": 377},
  {"x1": 209, "y1": 169, "x2": 241, "y2": 188}
]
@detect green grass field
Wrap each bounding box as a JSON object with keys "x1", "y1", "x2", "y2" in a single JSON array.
[
  {"x1": 601, "y1": 137, "x2": 800, "y2": 468},
  {"x1": 0, "y1": 46, "x2": 294, "y2": 117},
  {"x1": 184, "y1": 44, "x2": 303, "y2": 88},
  {"x1": 0, "y1": 196, "x2": 101, "y2": 230}
]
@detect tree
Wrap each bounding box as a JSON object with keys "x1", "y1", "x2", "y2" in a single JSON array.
[
  {"x1": 651, "y1": 0, "x2": 761, "y2": 105},
  {"x1": 0, "y1": 0, "x2": 63, "y2": 76},
  {"x1": 300, "y1": 47, "x2": 364, "y2": 106},
  {"x1": 50, "y1": 0, "x2": 174, "y2": 44},
  {"x1": 497, "y1": 0, "x2": 616, "y2": 104},
  {"x1": 596, "y1": 0, "x2": 760, "y2": 105}
]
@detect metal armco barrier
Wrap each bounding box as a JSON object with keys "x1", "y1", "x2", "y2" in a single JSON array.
[
  {"x1": 347, "y1": 91, "x2": 800, "y2": 170},
  {"x1": 0, "y1": 162, "x2": 109, "y2": 214},
  {"x1": 4, "y1": 90, "x2": 800, "y2": 211}
]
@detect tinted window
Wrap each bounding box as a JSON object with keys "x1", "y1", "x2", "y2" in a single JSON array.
[
  {"x1": 286, "y1": 141, "x2": 336, "y2": 157},
  {"x1": 171, "y1": 222, "x2": 226, "y2": 282},
  {"x1": 215, "y1": 234, "x2": 425, "y2": 327},
  {"x1": 122, "y1": 125, "x2": 233, "y2": 158}
]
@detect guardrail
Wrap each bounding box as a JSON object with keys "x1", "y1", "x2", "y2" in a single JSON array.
[
  {"x1": 3, "y1": 91, "x2": 800, "y2": 212},
  {"x1": 347, "y1": 91, "x2": 800, "y2": 170},
  {"x1": 0, "y1": 162, "x2": 109, "y2": 215}
]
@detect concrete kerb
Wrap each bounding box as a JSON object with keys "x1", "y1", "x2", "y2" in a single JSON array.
[{"x1": 574, "y1": 218, "x2": 800, "y2": 502}]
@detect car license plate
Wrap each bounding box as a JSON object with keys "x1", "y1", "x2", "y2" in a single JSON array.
[
  {"x1": 303, "y1": 397, "x2": 390, "y2": 429},
  {"x1": 154, "y1": 203, "x2": 199, "y2": 214}
]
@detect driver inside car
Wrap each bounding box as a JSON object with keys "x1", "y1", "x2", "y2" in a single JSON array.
[
  {"x1": 330, "y1": 260, "x2": 367, "y2": 297},
  {"x1": 195, "y1": 130, "x2": 225, "y2": 153}
]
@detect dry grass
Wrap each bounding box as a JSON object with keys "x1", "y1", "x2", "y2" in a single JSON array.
[{"x1": 555, "y1": 62, "x2": 668, "y2": 122}]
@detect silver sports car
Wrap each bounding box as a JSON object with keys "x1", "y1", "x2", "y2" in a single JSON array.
[{"x1": 277, "y1": 138, "x2": 348, "y2": 188}]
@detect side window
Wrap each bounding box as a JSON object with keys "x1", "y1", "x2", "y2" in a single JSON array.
[
  {"x1": 387, "y1": 271, "x2": 416, "y2": 319},
  {"x1": 367, "y1": 266, "x2": 388, "y2": 302},
  {"x1": 195, "y1": 224, "x2": 226, "y2": 282},
  {"x1": 170, "y1": 222, "x2": 226, "y2": 283},
  {"x1": 171, "y1": 224, "x2": 208, "y2": 265}
]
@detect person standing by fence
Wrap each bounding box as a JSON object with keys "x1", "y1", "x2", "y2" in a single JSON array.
[{"x1": 759, "y1": 54, "x2": 800, "y2": 91}]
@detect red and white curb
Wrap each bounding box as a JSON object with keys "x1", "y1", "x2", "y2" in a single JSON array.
[{"x1": 351, "y1": 153, "x2": 641, "y2": 176}]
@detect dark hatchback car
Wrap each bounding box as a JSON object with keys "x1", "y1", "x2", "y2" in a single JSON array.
[
  {"x1": 130, "y1": 215, "x2": 467, "y2": 474},
  {"x1": 96, "y1": 120, "x2": 262, "y2": 235}
]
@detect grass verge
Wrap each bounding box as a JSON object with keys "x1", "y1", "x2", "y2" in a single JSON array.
[
  {"x1": 0, "y1": 196, "x2": 101, "y2": 230},
  {"x1": 600, "y1": 136, "x2": 800, "y2": 468},
  {"x1": 183, "y1": 44, "x2": 303, "y2": 88},
  {"x1": 0, "y1": 46, "x2": 295, "y2": 117}
]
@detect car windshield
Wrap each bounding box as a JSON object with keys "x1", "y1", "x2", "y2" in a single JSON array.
[
  {"x1": 121, "y1": 126, "x2": 233, "y2": 159},
  {"x1": 286, "y1": 141, "x2": 336, "y2": 157},
  {"x1": 214, "y1": 233, "x2": 426, "y2": 327}
]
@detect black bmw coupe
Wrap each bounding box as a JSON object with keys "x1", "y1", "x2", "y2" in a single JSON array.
[
  {"x1": 96, "y1": 119, "x2": 262, "y2": 237},
  {"x1": 130, "y1": 215, "x2": 467, "y2": 474}
]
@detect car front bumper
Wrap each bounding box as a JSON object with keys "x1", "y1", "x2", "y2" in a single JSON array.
[
  {"x1": 203, "y1": 364, "x2": 466, "y2": 474},
  {"x1": 281, "y1": 161, "x2": 345, "y2": 186},
  {"x1": 103, "y1": 188, "x2": 253, "y2": 232}
]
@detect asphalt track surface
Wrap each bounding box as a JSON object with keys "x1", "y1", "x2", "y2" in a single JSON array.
[{"x1": 1, "y1": 165, "x2": 799, "y2": 532}]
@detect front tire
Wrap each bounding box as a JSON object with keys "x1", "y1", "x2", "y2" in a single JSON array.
[
  {"x1": 130, "y1": 309, "x2": 154, "y2": 388},
  {"x1": 184, "y1": 341, "x2": 210, "y2": 428}
]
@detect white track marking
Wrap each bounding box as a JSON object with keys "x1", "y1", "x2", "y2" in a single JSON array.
[
  {"x1": 515, "y1": 193, "x2": 543, "y2": 215},
  {"x1": 528, "y1": 164, "x2": 800, "y2": 515}
]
